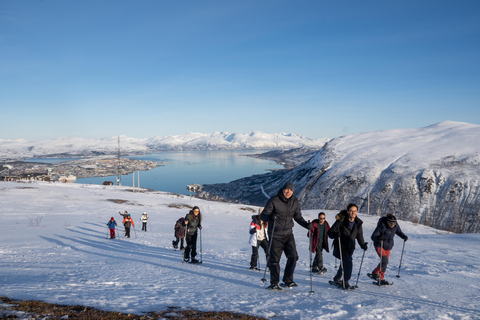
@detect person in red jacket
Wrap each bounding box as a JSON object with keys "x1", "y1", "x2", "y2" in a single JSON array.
[
  {"x1": 308, "y1": 212, "x2": 330, "y2": 274},
  {"x1": 122, "y1": 214, "x2": 134, "y2": 238}
]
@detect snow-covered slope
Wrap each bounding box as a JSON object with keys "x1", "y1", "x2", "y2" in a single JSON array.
[
  {"x1": 0, "y1": 132, "x2": 328, "y2": 160},
  {"x1": 1, "y1": 181, "x2": 479, "y2": 319},
  {"x1": 201, "y1": 121, "x2": 480, "y2": 233}
]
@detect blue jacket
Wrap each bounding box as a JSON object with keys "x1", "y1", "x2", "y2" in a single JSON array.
[
  {"x1": 107, "y1": 220, "x2": 117, "y2": 229},
  {"x1": 371, "y1": 217, "x2": 407, "y2": 250}
]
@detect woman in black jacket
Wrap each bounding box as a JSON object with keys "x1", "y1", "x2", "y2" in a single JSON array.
[{"x1": 370, "y1": 214, "x2": 408, "y2": 284}]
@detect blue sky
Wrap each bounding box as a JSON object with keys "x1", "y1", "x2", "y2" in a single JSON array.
[{"x1": 1, "y1": 0, "x2": 479, "y2": 141}]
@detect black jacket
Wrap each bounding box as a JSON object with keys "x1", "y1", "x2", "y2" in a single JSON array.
[
  {"x1": 371, "y1": 217, "x2": 407, "y2": 250},
  {"x1": 328, "y1": 215, "x2": 366, "y2": 258},
  {"x1": 260, "y1": 189, "x2": 310, "y2": 238}
]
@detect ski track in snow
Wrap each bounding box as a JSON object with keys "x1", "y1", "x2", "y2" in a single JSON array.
[{"x1": 1, "y1": 181, "x2": 479, "y2": 320}]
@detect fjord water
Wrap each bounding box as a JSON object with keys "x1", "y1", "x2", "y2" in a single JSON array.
[{"x1": 76, "y1": 150, "x2": 283, "y2": 195}]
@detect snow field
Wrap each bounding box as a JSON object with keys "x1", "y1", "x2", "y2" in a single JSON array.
[{"x1": 0, "y1": 181, "x2": 479, "y2": 319}]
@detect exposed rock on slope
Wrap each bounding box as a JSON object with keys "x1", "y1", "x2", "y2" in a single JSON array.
[{"x1": 201, "y1": 121, "x2": 480, "y2": 233}]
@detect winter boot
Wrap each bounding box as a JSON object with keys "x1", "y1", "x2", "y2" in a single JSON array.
[{"x1": 266, "y1": 283, "x2": 282, "y2": 291}]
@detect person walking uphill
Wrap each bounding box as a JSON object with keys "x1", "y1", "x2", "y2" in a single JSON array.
[
  {"x1": 173, "y1": 217, "x2": 185, "y2": 250},
  {"x1": 260, "y1": 182, "x2": 312, "y2": 290},
  {"x1": 122, "y1": 214, "x2": 134, "y2": 238},
  {"x1": 107, "y1": 217, "x2": 117, "y2": 239},
  {"x1": 140, "y1": 212, "x2": 149, "y2": 231},
  {"x1": 307, "y1": 212, "x2": 330, "y2": 274},
  {"x1": 328, "y1": 203, "x2": 368, "y2": 289},
  {"x1": 249, "y1": 208, "x2": 269, "y2": 270},
  {"x1": 183, "y1": 206, "x2": 202, "y2": 263},
  {"x1": 370, "y1": 214, "x2": 408, "y2": 285}
]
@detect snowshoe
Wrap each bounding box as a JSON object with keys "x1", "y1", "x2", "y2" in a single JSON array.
[
  {"x1": 374, "y1": 279, "x2": 393, "y2": 286},
  {"x1": 367, "y1": 273, "x2": 380, "y2": 280},
  {"x1": 266, "y1": 283, "x2": 282, "y2": 291},
  {"x1": 280, "y1": 281, "x2": 298, "y2": 288},
  {"x1": 190, "y1": 258, "x2": 201, "y2": 264},
  {"x1": 329, "y1": 278, "x2": 355, "y2": 290}
]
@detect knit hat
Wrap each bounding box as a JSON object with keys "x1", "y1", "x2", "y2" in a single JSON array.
[
  {"x1": 283, "y1": 182, "x2": 295, "y2": 191},
  {"x1": 387, "y1": 214, "x2": 397, "y2": 223},
  {"x1": 111, "y1": 217, "x2": 114, "y2": 220}
]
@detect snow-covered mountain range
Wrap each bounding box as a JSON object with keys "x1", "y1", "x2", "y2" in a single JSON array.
[
  {"x1": 0, "y1": 132, "x2": 328, "y2": 160},
  {"x1": 201, "y1": 121, "x2": 480, "y2": 233}
]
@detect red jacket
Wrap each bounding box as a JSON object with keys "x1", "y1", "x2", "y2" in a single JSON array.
[{"x1": 307, "y1": 219, "x2": 330, "y2": 253}]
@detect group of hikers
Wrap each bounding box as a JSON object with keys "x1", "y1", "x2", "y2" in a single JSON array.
[
  {"x1": 106, "y1": 181, "x2": 408, "y2": 290},
  {"x1": 250, "y1": 182, "x2": 408, "y2": 290},
  {"x1": 106, "y1": 211, "x2": 149, "y2": 238}
]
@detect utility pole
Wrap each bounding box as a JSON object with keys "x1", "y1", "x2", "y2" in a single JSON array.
[{"x1": 117, "y1": 135, "x2": 122, "y2": 186}]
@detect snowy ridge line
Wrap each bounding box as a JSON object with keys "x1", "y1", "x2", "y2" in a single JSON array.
[{"x1": 0, "y1": 131, "x2": 328, "y2": 160}]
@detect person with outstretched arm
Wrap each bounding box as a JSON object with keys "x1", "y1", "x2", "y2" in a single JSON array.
[{"x1": 260, "y1": 182, "x2": 312, "y2": 290}]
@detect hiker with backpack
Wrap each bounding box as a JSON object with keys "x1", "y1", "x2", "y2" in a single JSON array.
[
  {"x1": 107, "y1": 217, "x2": 117, "y2": 239},
  {"x1": 122, "y1": 214, "x2": 134, "y2": 238},
  {"x1": 369, "y1": 214, "x2": 408, "y2": 285},
  {"x1": 173, "y1": 217, "x2": 185, "y2": 250},
  {"x1": 140, "y1": 212, "x2": 149, "y2": 231}
]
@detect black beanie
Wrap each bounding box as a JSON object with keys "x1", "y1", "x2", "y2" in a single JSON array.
[
  {"x1": 387, "y1": 214, "x2": 397, "y2": 223},
  {"x1": 283, "y1": 182, "x2": 295, "y2": 191}
]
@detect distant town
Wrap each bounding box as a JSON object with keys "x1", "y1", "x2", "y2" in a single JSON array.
[{"x1": 0, "y1": 157, "x2": 161, "y2": 183}]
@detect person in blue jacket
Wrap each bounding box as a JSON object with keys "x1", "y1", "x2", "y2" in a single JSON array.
[
  {"x1": 370, "y1": 214, "x2": 408, "y2": 284},
  {"x1": 107, "y1": 217, "x2": 117, "y2": 239}
]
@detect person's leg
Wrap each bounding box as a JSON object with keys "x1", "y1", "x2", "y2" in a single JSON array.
[
  {"x1": 250, "y1": 245, "x2": 259, "y2": 268},
  {"x1": 283, "y1": 234, "x2": 299, "y2": 283},
  {"x1": 269, "y1": 236, "x2": 284, "y2": 285}
]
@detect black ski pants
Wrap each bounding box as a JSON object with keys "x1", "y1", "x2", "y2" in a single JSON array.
[
  {"x1": 250, "y1": 238, "x2": 269, "y2": 268},
  {"x1": 313, "y1": 241, "x2": 324, "y2": 269},
  {"x1": 335, "y1": 251, "x2": 353, "y2": 282},
  {"x1": 184, "y1": 233, "x2": 198, "y2": 260},
  {"x1": 268, "y1": 233, "x2": 299, "y2": 285},
  {"x1": 142, "y1": 222, "x2": 147, "y2": 231}
]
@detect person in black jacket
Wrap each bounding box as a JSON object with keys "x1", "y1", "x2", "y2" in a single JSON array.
[
  {"x1": 328, "y1": 203, "x2": 367, "y2": 289},
  {"x1": 370, "y1": 214, "x2": 408, "y2": 284},
  {"x1": 260, "y1": 182, "x2": 312, "y2": 290}
]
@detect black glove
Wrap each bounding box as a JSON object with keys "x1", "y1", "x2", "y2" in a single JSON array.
[
  {"x1": 307, "y1": 223, "x2": 313, "y2": 231},
  {"x1": 377, "y1": 234, "x2": 385, "y2": 241},
  {"x1": 403, "y1": 236, "x2": 408, "y2": 242},
  {"x1": 361, "y1": 243, "x2": 368, "y2": 251},
  {"x1": 249, "y1": 228, "x2": 256, "y2": 235}
]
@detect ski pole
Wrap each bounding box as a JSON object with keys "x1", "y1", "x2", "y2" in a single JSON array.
[
  {"x1": 200, "y1": 227, "x2": 203, "y2": 263},
  {"x1": 261, "y1": 220, "x2": 276, "y2": 283},
  {"x1": 396, "y1": 240, "x2": 406, "y2": 278},
  {"x1": 106, "y1": 227, "x2": 109, "y2": 239},
  {"x1": 133, "y1": 225, "x2": 137, "y2": 238},
  {"x1": 338, "y1": 236, "x2": 345, "y2": 289},
  {"x1": 309, "y1": 226, "x2": 314, "y2": 294},
  {"x1": 378, "y1": 240, "x2": 383, "y2": 285},
  {"x1": 353, "y1": 249, "x2": 366, "y2": 288}
]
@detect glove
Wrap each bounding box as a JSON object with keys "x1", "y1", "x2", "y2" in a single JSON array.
[
  {"x1": 403, "y1": 236, "x2": 408, "y2": 242},
  {"x1": 361, "y1": 243, "x2": 368, "y2": 251},
  {"x1": 307, "y1": 223, "x2": 313, "y2": 231},
  {"x1": 250, "y1": 228, "x2": 256, "y2": 235},
  {"x1": 377, "y1": 234, "x2": 385, "y2": 241},
  {"x1": 198, "y1": 225, "x2": 202, "y2": 230}
]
